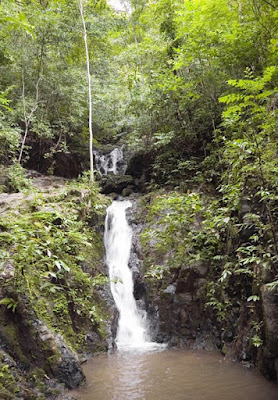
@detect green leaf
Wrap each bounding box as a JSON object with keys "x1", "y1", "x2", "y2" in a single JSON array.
[{"x1": 247, "y1": 295, "x2": 260, "y2": 302}]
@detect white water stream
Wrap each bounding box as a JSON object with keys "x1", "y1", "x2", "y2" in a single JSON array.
[{"x1": 104, "y1": 200, "x2": 162, "y2": 352}]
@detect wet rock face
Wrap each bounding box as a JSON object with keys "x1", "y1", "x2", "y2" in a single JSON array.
[
  {"x1": 261, "y1": 286, "x2": 278, "y2": 355},
  {"x1": 149, "y1": 265, "x2": 217, "y2": 349},
  {"x1": 119, "y1": 198, "x2": 217, "y2": 348},
  {"x1": 125, "y1": 150, "x2": 154, "y2": 181},
  {"x1": 0, "y1": 293, "x2": 85, "y2": 394},
  {"x1": 26, "y1": 140, "x2": 83, "y2": 178},
  {"x1": 261, "y1": 285, "x2": 278, "y2": 380},
  {"x1": 96, "y1": 283, "x2": 119, "y2": 351},
  {"x1": 133, "y1": 278, "x2": 147, "y2": 301},
  {"x1": 54, "y1": 351, "x2": 85, "y2": 389},
  {"x1": 126, "y1": 200, "x2": 151, "y2": 313},
  {"x1": 36, "y1": 326, "x2": 85, "y2": 389}
]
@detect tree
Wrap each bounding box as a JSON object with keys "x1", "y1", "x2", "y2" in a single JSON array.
[
  {"x1": 77, "y1": 0, "x2": 94, "y2": 182},
  {"x1": 18, "y1": 68, "x2": 41, "y2": 164}
]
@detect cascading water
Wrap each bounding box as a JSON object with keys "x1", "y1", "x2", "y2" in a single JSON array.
[
  {"x1": 94, "y1": 147, "x2": 126, "y2": 176},
  {"x1": 104, "y1": 200, "x2": 163, "y2": 352}
]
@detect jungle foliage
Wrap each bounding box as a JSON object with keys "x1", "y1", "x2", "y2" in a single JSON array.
[
  {"x1": 0, "y1": 0, "x2": 277, "y2": 177},
  {"x1": 0, "y1": 178, "x2": 110, "y2": 346}
]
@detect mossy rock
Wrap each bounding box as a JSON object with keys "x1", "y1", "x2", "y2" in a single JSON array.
[{"x1": 100, "y1": 174, "x2": 135, "y2": 194}]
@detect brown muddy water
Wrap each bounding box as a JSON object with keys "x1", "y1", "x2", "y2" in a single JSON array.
[{"x1": 71, "y1": 348, "x2": 278, "y2": 400}]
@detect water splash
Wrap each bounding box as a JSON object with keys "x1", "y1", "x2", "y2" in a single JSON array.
[{"x1": 104, "y1": 200, "x2": 164, "y2": 352}]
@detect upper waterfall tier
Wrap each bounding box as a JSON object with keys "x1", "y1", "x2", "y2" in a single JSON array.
[{"x1": 94, "y1": 147, "x2": 127, "y2": 176}]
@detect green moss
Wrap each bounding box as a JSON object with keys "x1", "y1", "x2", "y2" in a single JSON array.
[
  {"x1": 46, "y1": 354, "x2": 61, "y2": 369},
  {"x1": 0, "y1": 358, "x2": 50, "y2": 399},
  {"x1": 0, "y1": 363, "x2": 20, "y2": 399},
  {"x1": 0, "y1": 321, "x2": 30, "y2": 367},
  {"x1": 26, "y1": 368, "x2": 48, "y2": 397}
]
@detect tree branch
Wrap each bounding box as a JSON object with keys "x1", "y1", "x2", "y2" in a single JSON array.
[{"x1": 261, "y1": 0, "x2": 277, "y2": 9}]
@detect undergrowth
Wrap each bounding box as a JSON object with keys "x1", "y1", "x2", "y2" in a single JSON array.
[{"x1": 0, "y1": 175, "x2": 110, "y2": 350}]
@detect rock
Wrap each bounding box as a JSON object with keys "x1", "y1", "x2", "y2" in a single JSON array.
[
  {"x1": 100, "y1": 175, "x2": 135, "y2": 195},
  {"x1": 133, "y1": 279, "x2": 147, "y2": 300},
  {"x1": 259, "y1": 285, "x2": 278, "y2": 380},
  {"x1": 26, "y1": 141, "x2": 82, "y2": 178},
  {"x1": 0, "y1": 192, "x2": 27, "y2": 212},
  {"x1": 125, "y1": 151, "x2": 154, "y2": 181},
  {"x1": 108, "y1": 192, "x2": 118, "y2": 200},
  {"x1": 261, "y1": 285, "x2": 278, "y2": 356},
  {"x1": 194, "y1": 278, "x2": 207, "y2": 289},
  {"x1": 176, "y1": 269, "x2": 200, "y2": 293},
  {"x1": 0, "y1": 261, "x2": 15, "y2": 280},
  {"x1": 179, "y1": 308, "x2": 189, "y2": 323},
  {"x1": 25, "y1": 169, "x2": 42, "y2": 178},
  {"x1": 191, "y1": 262, "x2": 208, "y2": 276},
  {"x1": 163, "y1": 284, "x2": 176, "y2": 295},
  {"x1": 55, "y1": 354, "x2": 85, "y2": 389},
  {"x1": 34, "y1": 324, "x2": 86, "y2": 389},
  {"x1": 50, "y1": 334, "x2": 85, "y2": 389},
  {"x1": 85, "y1": 330, "x2": 102, "y2": 347},
  {"x1": 122, "y1": 187, "x2": 133, "y2": 197},
  {"x1": 0, "y1": 174, "x2": 9, "y2": 189},
  {"x1": 239, "y1": 200, "x2": 252, "y2": 216},
  {"x1": 40, "y1": 207, "x2": 57, "y2": 213},
  {"x1": 176, "y1": 293, "x2": 192, "y2": 303},
  {"x1": 40, "y1": 333, "x2": 54, "y2": 342},
  {"x1": 203, "y1": 336, "x2": 218, "y2": 352}
]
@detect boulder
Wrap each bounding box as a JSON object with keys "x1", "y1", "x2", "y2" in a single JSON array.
[
  {"x1": 99, "y1": 175, "x2": 135, "y2": 195},
  {"x1": 36, "y1": 325, "x2": 85, "y2": 389},
  {"x1": 0, "y1": 294, "x2": 85, "y2": 391}
]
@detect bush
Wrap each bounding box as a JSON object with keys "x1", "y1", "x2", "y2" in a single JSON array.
[
  {"x1": 6, "y1": 163, "x2": 32, "y2": 193},
  {"x1": 0, "y1": 125, "x2": 20, "y2": 164}
]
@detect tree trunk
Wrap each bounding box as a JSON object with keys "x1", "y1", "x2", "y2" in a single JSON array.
[
  {"x1": 18, "y1": 69, "x2": 40, "y2": 164},
  {"x1": 77, "y1": 0, "x2": 94, "y2": 182}
]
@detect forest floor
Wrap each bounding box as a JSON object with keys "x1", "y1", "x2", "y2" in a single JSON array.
[{"x1": 0, "y1": 171, "x2": 69, "y2": 214}]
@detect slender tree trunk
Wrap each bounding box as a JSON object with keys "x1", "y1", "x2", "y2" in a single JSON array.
[
  {"x1": 18, "y1": 69, "x2": 40, "y2": 164},
  {"x1": 18, "y1": 69, "x2": 28, "y2": 164},
  {"x1": 77, "y1": 0, "x2": 94, "y2": 182}
]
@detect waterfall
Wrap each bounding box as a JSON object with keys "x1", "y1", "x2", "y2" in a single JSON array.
[
  {"x1": 104, "y1": 200, "x2": 164, "y2": 352},
  {"x1": 94, "y1": 147, "x2": 126, "y2": 176}
]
